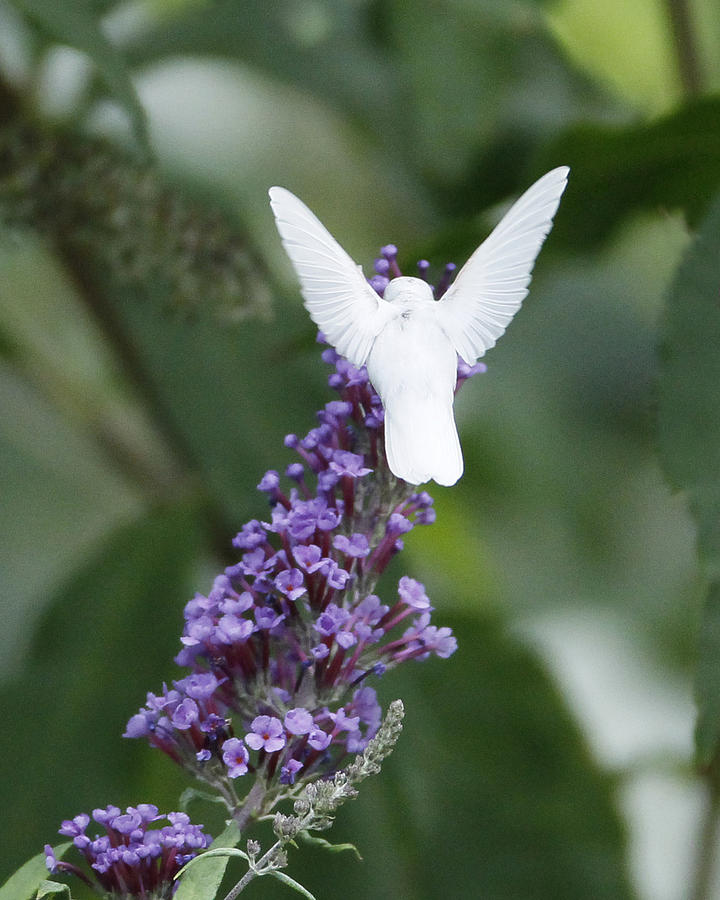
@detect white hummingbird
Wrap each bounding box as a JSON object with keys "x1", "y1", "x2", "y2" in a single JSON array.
[{"x1": 269, "y1": 166, "x2": 568, "y2": 487}]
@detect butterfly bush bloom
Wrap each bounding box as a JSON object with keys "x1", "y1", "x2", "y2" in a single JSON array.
[
  {"x1": 44, "y1": 805, "x2": 210, "y2": 899},
  {"x1": 124, "y1": 249, "x2": 484, "y2": 824}
]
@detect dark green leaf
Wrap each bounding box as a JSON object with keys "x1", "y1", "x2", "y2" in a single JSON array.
[
  {"x1": 657, "y1": 191, "x2": 720, "y2": 763},
  {"x1": 0, "y1": 846, "x2": 69, "y2": 900},
  {"x1": 297, "y1": 832, "x2": 362, "y2": 861},
  {"x1": 9, "y1": 0, "x2": 149, "y2": 152},
  {"x1": 175, "y1": 820, "x2": 241, "y2": 900},
  {"x1": 537, "y1": 97, "x2": 720, "y2": 248},
  {"x1": 252, "y1": 614, "x2": 634, "y2": 900},
  {"x1": 0, "y1": 505, "x2": 206, "y2": 880},
  {"x1": 384, "y1": 1, "x2": 616, "y2": 192}
]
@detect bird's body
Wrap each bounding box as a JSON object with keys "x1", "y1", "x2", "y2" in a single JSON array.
[
  {"x1": 366, "y1": 278, "x2": 462, "y2": 486},
  {"x1": 269, "y1": 167, "x2": 569, "y2": 486}
]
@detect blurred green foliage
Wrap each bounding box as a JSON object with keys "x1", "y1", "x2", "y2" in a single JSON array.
[
  {"x1": 658, "y1": 195, "x2": 720, "y2": 768},
  {"x1": 1, "y1": 0, "x2": 719, "y2": 897}
]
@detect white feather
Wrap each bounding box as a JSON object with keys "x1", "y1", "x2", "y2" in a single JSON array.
[
  {"x1": 437, "y1": 166, "x2": 569, "y2": 363},
  {"x1": 383, "y1": 388, "x2": 462, "y2": 486},
  {"x1": 268, "y1": 186, "x2": 392, "y2": 367},
  {"x1": 269, "y1": 169, "x2": 568, "y2": 486}
]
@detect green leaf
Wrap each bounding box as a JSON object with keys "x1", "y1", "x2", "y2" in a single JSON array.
[
  {"x1": 657, "y1": 191, "x2": 720, "y2": 764},
  {"x1": 0, "y1": 846, "x2": 70, "y2": 900},
  {"x1": 296, "y1": 832, "x2": 362, "y2": 861},
  {"x1": 178, "y1": 787, "x2": 231, "y2": 812},
  {"x1": 0, "y1": 505, "x2": 205, "y2": 880},
  {"x1": 656, "y1": 191, "x2": 720, "y2": 571},
  {"x1": 268, "y1": 870, "x2": 318, "y2": 900},
  {"x1": 174, "y1": 820, "x2": 241, "y2": 900},
  {"x1": 124, "y1": 0, "x2": 397, "y2": 142},
  {"x1": 70, "y1": 255, "x2": 312, "y2": 523},
  {"x1": 267, "y1": 614, "x2": 633, "y2": 900},
  {"x1": 538, "y1": 97, "x2": 720, "y2": 249},
  {"x1": 35, "y1": 881, "x2": 71, "y2": 899},
  {"x1": 10, "y1": 0, "x2": 149, "y2": 152}
]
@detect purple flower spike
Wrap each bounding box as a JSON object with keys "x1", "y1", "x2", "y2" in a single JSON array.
[
  {"x1": 45, "y1": 806, "x2": 211, "y2": 894},
  {"x1": 128, "y1": 318, "x2": 459, "y2": 801},
  {"x1": 245, "y1": 716, "x2": 286, "y2": 753}
]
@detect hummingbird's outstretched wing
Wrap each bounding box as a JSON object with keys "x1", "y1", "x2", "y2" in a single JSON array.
[
  {"x1": 436, "y1": 166, "x2": 569, "y2": 364},
  {"x1": 269, "y1": 187, "x2": 391, "y2": 368}
]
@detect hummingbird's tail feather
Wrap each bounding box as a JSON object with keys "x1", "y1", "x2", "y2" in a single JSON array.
[{"x1": 383, "y1": 390, "x2": 463, "y2": 487}]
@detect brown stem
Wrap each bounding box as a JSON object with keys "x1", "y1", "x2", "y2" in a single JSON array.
[
  {"x1": 232, "y1": 776, "x2": 267, "y2": 834},
  {"x1": 55, "y1": 242, "x2": 236, "y2": 557},
  {"x1": 665, "y1": 0, "x2": 704, "y2": 96}
]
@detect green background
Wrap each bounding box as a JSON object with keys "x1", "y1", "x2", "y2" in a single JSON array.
[{"x1": 2, "y1": 0, "x2": 720, "y2": 897}]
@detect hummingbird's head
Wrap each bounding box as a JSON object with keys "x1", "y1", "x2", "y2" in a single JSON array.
[{"x1": 383, "y1": 276, "x2": 435, "y2": 304}]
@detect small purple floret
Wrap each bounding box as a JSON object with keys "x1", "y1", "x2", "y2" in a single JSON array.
[
  {"x1": 284, "y1": 707, "x2": 314, "y2": 735},
  {"x1": 245, "y1": 715, "x2": 286, "y2": 753},
  {"x1": 222, "y1": 737, "x2": 250, "y2": 777},
  {"x1": 398, "y1": 575, "x2": 431, "y2": 609}
]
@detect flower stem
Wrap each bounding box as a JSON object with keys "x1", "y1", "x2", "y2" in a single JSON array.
[
  {"x1": 233, "y1": 776, "x2": 268, "y2": 833},
  {"x1": 222, "y1": 839, "x2": 284, "y2": 900}
]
